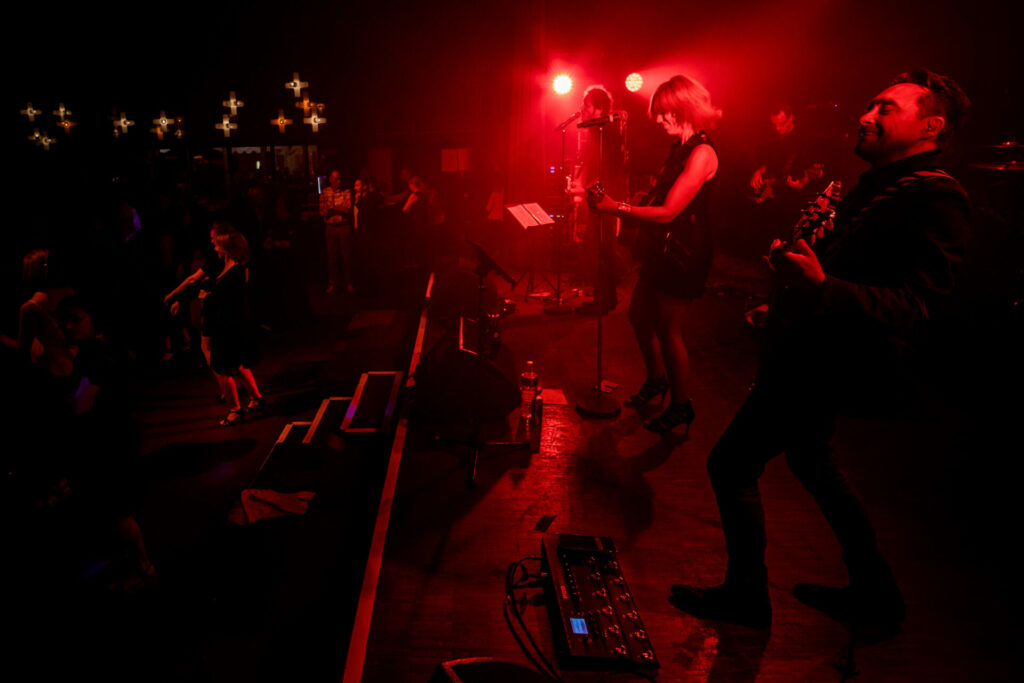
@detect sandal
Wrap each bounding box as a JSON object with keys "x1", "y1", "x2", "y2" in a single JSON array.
[
  {"x1": 244, "y1": 396, "x2": 265, "y2": 414},
  {"x1": 625, "y1": 375, "x2": 669, "y2": 407},
  {"x1": 220, "y1": 409, "x2": 244, "y2": 427}
]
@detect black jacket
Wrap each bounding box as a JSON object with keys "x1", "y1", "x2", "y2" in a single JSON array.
[{"x1": 762, "y1": 150, "x2": 970, "y2": 405}]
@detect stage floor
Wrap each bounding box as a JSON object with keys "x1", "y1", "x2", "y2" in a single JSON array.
[
  {"x1": 9, "y1": 253, "x2": 1019, "y2": 682},
  {"x1": 359, "y1": 257, "x2": 1021, "y2": 682}
]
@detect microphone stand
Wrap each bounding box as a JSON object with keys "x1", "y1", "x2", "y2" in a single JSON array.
[
  {"x1": 575, "y1": 118, "x2": 621, "y2": 419},
  {"x1": 544, "y1": 122, "x2": 573, "y2": 315}
]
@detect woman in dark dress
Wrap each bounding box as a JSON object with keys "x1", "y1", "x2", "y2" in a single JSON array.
[
  {"x1": 590, "y1": 75, "x2": 721, "y2": 433},
  {"x1": 165, "y1": 222, "x2": 241, "y2": 403},
  {"x1": 202, "y1": 231, "x2": 264, "y2": 426}
]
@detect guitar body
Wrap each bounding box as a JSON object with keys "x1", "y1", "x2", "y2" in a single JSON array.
[
  {"x1": 587, "y1": 180, "x2": 709, "y2": 294},
  {"x1": 616, "y1": 190, "x2": 655, "y2": 256},
  {"x1": 747, "y1": 177, "x2": 778, "y2": 204},
  {"x1": 585, "y1": 132, "x2": 717, "y2": 297}
]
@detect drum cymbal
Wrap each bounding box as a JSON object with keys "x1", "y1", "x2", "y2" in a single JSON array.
[
  {"x1": 968, "y1": 161, "x2": 1024, "y2": 171},
  {"x1": 984, "y1": 140, "x2": 1024, "y2": 149}
]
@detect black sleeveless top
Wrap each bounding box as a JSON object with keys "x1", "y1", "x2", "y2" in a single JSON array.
[{"x1": 637, "y1": 131, "x2": 716, "y2": 299}]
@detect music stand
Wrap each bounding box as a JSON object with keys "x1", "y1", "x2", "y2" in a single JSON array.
[
  {"x1": 575, "y1": 118, "x2": 621, "y2": 419},
  {"x1": 505, "y1": 203, "x2": 556, "y2": 301}
]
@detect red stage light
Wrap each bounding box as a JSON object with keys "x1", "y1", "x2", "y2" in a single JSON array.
[
  {"x1": 625, "y1": 73, "x2": 643, "y2": 92},
  {"x1": 552, "y1": 74, "x2": 573, "y2": 95}
]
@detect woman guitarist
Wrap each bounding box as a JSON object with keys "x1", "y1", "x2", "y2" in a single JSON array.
[{"x1": 589, "y1": 74, "x2": 721, "y2": 433}]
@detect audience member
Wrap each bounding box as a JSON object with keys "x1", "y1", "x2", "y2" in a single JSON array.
[
  {"x1": 1, "y1": 249, "x2": 75, "y2": 382},
  {"x1": 201, "y1": 230, "x2": 265, "y2": 427},
  {"x1": 59, "y1": 293, "x2": 155, "y2": 591},
  {"x1": 319, "y1": 170, "x2": 355, "y2": 294},
  {"x1": 165, "y1": 222, "x2": 239, "y2": 400}
]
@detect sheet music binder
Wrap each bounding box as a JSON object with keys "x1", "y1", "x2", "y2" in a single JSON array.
[{"x1": 506, "y1": 203, "x2": 555, "y2": 229}]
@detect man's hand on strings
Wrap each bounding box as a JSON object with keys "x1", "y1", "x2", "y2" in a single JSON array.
[
  {"x1": 750, "y1": 168, "x2": 765, "y2": 190},
  {"x1": 765, "y1": 238, "x2": 825, "y2": 291}
]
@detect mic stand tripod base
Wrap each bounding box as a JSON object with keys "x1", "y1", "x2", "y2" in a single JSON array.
[
  {"x1": 576, "y1": 390, "x2": 621, "y2": 419},
  {"x1": 468, "y1": 411, "x2": 539, "y2": 485},
  {"x1": 542, "y1": 298, "x2": 572, "y2": 315}
]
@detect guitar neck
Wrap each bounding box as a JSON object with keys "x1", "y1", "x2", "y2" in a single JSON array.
[{"x1": 777, "y1": 180, "x2": 842, "y2": 252}]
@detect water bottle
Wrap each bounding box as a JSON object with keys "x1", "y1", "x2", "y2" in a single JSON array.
[{"x1": 520, "y1": 360, "x2": 539, "y2": 420}]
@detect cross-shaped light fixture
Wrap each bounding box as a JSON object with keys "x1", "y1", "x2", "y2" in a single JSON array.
[
  {"x1": 20, "y1": 102, "x2": 42, "y2": 122},
  {"x1": 113, "y1": 112, "x2": 135, "y2": 137},
  {"x1": 216, "y1": 114, "x2": 238, "y2": 138},
  {"x1": 222, "y1": 91, "x2": 244, "y2": 116},
  {"x1": 271, "y1": 109, "x2": 293, "y2": 133},
  {"x1": 304, "y1": 110, "x2": 325, "y2": 132},
  {"x1": 153, "y1": 111, "x2": 172, "y2": 132},
  {"x1": 285, "y1": 72, "x2": 308, "y2": 97}
]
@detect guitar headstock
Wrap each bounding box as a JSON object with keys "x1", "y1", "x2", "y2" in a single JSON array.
[{"x1": 790, "y1": 180, "x2": 841, "y2": 247}]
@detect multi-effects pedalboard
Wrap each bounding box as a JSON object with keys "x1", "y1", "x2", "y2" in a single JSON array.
[{"x1": 541, "y1": 534, "x2": 659, "y2": 670}]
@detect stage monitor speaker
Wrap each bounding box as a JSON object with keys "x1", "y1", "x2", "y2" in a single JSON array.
[
  {"x1": 430, "y1": 258, "x2": 499, "y2": 323},
  {"x1": 427, "y1": 657, "x2": 549, "y2": 683},
  {"x1": 412, "y1": 321, "x2": 519, "y2": 423}
]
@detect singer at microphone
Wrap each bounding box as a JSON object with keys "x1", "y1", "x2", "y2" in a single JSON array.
[{"x1": 566, "y1": 84, "x2": 627, "y2": 316}]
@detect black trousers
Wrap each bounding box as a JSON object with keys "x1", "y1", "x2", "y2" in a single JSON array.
[{"x1": 707, "y1": 378, "x2": 887, "y2": 587}]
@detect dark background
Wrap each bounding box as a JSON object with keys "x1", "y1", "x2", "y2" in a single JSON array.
[{"x1": 6, "y1": 0, "x2": 1022, "y2": 243}]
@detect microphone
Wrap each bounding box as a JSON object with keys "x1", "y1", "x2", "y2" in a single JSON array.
[
  {"x1": 555, "y1": 111, "x2": 581, "y2": 131},
  {"x1": 577, "y1": 111, "x2": 624, "y2": 128}
]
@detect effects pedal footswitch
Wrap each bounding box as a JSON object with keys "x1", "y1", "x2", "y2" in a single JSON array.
[{"x1": 541, "y1": 534, "x2": 659, "y2": 670}]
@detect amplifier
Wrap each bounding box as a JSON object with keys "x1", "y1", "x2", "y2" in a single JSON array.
[{"x1": 541, "y1": 534, "x2": 658, "y2": 670}]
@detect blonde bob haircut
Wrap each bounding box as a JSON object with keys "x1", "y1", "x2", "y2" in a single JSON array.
[
  {"x1": 649, "y1": 75, "x2": 723, "y2": 131},
  {"x1": 213, "y1": 231, "x2": 250, "y2": 264}
]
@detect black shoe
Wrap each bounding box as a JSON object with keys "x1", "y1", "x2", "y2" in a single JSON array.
[
  {"x1": 670, "y1": 583, "x2": 772, "y2": 629},
  {"x1": 794, "y1": 582, "x2": 904, "y2": 636},
  {"x1": 625, "y1": 375, "x2": 669, "y2": 407},
  {"x1": 643, "y1": 400, "x2": 695, "y2": 434}
]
